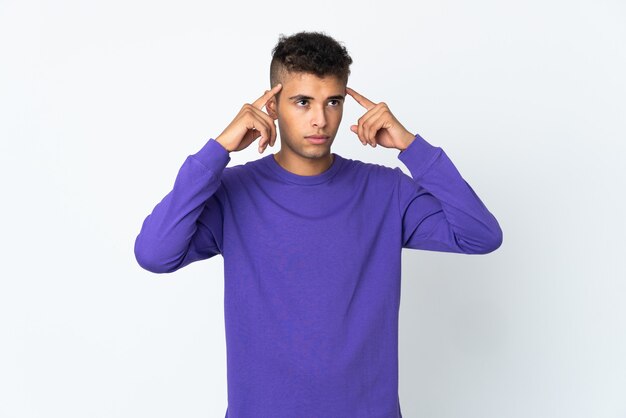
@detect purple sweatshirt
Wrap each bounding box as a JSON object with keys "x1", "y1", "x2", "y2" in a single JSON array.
[{"x1": 134, "y1": 133, "x2": 502, "y2": 418}]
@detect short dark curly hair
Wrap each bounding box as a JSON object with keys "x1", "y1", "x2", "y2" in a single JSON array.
[{"x1": 270, "y1": 31, "x2": 353, "y2": 100}]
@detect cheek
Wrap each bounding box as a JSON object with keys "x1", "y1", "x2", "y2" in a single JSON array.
[
  {"x1": 283, "y1": 110, "x2": 305, "y2": 126},
  {"x1": 330, "y1": 108, "x2": 343, "y2": 122},
  {"x1": 277, "y1": 112, "x2": 300, "y2": 132}
]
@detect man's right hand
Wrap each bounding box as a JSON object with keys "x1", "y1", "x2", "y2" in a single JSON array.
[{"x1": 215, "y1": 84, "x2": 282, "y2": 154}]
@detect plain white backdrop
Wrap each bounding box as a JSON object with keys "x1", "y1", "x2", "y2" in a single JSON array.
[{"x1": 1, "y1": 0, "x2": 624, "y2": 417}]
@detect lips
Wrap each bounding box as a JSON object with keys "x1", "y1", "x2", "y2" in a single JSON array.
[{"x1": 306, "y1": 135, "x2": 329, "y2": 144}]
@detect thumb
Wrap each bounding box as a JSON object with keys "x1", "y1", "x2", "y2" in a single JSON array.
[{"x1": 350, "y1": 125, "x2": 358, "y2": 132}]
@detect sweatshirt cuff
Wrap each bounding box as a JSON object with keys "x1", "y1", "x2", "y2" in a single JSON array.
[
  {"x1": 397, "y1": 133, "x2": 442, "y2": 176},
  {"x1": 190, "y1": 138, "x2": 231, "y2": 171}
]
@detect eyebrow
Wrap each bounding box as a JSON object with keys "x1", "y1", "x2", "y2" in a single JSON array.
[{"x1": 288, "y1": 94, "x2": 345, "y2": 101}]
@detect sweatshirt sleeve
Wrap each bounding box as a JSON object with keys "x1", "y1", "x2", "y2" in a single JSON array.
[
  {"x1": 134, "y1": 138, "x2": 231, "y2": 273},
  {"x1": 395, "y1": 133, "x2": 503, "y2": 254}
]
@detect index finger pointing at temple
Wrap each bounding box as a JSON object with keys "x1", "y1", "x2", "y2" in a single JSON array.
[
  {"x1": 346, "y1": 86, "x2": 376, "y2": 110},
  {"x1": 252, "y1": 83, "x2": 282, "y2": 109}
]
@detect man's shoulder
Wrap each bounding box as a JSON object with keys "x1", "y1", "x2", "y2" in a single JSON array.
[
  {"x1": 340, "y1": 154, "x2": 402, "y2": 180},
  {"x1": 220, "y1": 154, "x2": 265, "y2": 172},
  {"x1": 217, "y1": 154, "x2": 272, "y2": 185}
]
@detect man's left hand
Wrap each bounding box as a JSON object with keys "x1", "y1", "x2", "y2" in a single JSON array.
[{"x1": 346, "y1": 87, "x2": 416, "y2": 151}]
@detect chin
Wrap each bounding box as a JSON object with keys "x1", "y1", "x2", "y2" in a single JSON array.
[{"x1": 301, "y1": 147, "x2": 330, "y2": 159}]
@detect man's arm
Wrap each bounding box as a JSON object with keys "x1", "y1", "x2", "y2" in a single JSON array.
[
  {"x1": 396, "y1": 133, "x2": 503, "y2": 254},
  {"x1": 134, "y1": 138, "x2": 230, "y2": 273},
  {"x1": 344, "y1": 86, "x2": 502, "y2": 254},
  {"x1": 134, "y1": 85, "x2": 282, "y2": 273}
]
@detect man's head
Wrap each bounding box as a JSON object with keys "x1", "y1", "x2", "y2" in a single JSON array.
[{"x1": 265, "y1": 31, "x2": 353, "y2": 163}]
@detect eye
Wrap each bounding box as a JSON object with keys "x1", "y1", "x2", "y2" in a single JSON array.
[
  {"x1": 329, "y1": 99, "x2": 341, "y2": 106},
  {"x1": 296, "y1": 99, "x2": 309, "y2": 106}
]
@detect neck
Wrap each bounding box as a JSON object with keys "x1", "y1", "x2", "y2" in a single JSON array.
[{"x1": 273, "y1": 150, "x2": 334, "y2": 176}]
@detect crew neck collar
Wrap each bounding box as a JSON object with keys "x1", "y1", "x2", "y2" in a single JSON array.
[{"x1": 262, "y1": 152, "x2": 344, "y2": 185}]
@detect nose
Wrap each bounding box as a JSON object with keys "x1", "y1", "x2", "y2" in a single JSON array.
[{"x1": 311, "y1": 105, "x2": 327, "y2": 129}]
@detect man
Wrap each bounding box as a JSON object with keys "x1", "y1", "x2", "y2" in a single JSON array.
[{"x1": 134, "y1": 31, "x2": 502, "y2": 418}]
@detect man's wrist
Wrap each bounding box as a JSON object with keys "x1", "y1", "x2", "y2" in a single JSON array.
[
  {"x1": 397, "y1": 131, "x2": 417, "y2": 151},
  {"x1": 215, "y1": 137, "x2": 232, "y2": 153}
]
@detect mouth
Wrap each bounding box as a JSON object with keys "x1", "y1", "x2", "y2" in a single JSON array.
[{"x1": 305, "y1": 135, "x2": 330, "y2": 144}]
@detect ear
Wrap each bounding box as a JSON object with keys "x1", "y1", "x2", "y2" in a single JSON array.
[{"x1": 266, "y1": 97, "x2": 279, "y2": 120}]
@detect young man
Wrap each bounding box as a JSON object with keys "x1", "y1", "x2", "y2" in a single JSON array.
[{"x1": 134, "y1": 31, "x2": 502, "y2": 418}]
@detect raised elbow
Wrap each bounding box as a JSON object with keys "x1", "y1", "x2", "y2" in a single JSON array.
[
  {"x1": 480, "y1": 224, "x2": 503, "y2": 254},
  {"x1": 458, "y1": 222, "x2": 503, "y2": 255},
  {"x1": 134, "y1": 235, "x2": 175, "y2": 274},
  {"x1": 487, "y1": 234, "x2": 503, "y2": 253}
]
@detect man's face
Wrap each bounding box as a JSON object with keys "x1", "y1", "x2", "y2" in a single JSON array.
[{"x1": 266, "y1": 72, "x2": 346, "y2": 161}]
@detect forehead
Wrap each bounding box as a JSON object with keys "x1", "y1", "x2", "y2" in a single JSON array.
[{"x1": 281, "y1": 72, "x2": 345, "y2": 96}]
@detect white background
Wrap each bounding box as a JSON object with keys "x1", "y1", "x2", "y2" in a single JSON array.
[{"x1": 1, "y1": 0, "x2": 624, "y2": 417}]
